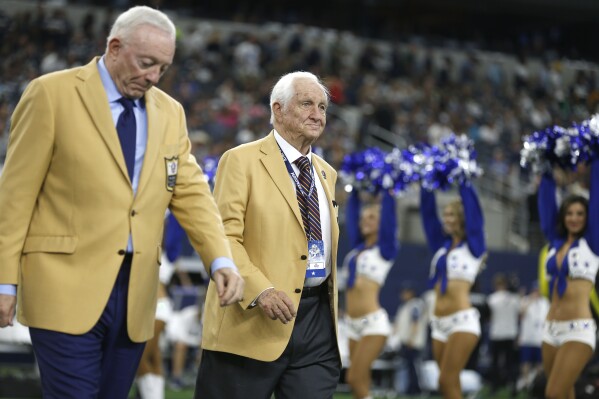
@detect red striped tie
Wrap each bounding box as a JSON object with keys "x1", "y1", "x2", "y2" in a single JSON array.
[{"x1": 294, "y1": 156, "x2": 322, "y2": 241}]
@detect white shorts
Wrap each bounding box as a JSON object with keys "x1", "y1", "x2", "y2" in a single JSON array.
[
  {"x1": 166, "y1": 305, "x2": 203, "y2": 347},
  {"x1": 159, "y1": 255, "x2": 176, "y2": 285},
  {"x1": 542, "y1": 319, "x2": 597, "y2": 351},
  {"x1": 344, "y1": 308, "x2": 392, "y2": 341},
  {"x1": 155, "y1": 297, "x2": 173, "y2": 323},
  {"x1": 430, "y1": 308, "x2": 480, "y2": 343}
]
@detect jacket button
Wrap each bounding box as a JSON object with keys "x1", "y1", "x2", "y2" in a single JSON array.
[
  {"x1": 300, "y1": 255, "x2": 307, "y2": 260},
  {"x1": 295, "y1": 288, "x2": 301, "y2": 293},
  {"x1": 131, "y1": 210, "x2": 136, "y2": 217},
  {"x1": 118, "y1": 249, "x2": 126, "y2": 255}
]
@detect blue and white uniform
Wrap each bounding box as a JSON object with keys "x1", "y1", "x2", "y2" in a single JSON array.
[
  {"x1": 343, "y1": 191, "x2": 398, "y2": 340},
  {"x1": 420, "y1": 183, "x2": 486, "y2": 342},
  {"x1": 538, "y1": 159, "x2": 599, "y2": 350},
  {"x1": 155, "y1": 212, "x2": 184, "y2": 323}
]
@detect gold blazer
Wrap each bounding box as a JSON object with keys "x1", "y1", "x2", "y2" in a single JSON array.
[
  {"x1": 202, "y1": 132, "x2": 339, "y2": 361},
  {"x1": 0, "y1": 58, "x2": 231, "y2": 342}
]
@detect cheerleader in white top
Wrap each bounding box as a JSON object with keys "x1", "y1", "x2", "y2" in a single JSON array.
[
  {"x1": 538, "y1": 158, "x2": 599, "y2": 399},
  {"x1": 343, "y1": 189, "x2": 398, "y2": 399},
  {"x1": 420, "y1": 182, "x2": 486, "y2": 399}
]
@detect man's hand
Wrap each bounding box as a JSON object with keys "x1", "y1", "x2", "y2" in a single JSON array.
[
  {"x1": 0, "y1": 294, "x2": 16, "y2": 328},
  {"x1": 213, "y1": 268, "x2": 245, "y2": 307},
  {"x1": 257, "y1": 289, "x2": 296, "y2": 324}
]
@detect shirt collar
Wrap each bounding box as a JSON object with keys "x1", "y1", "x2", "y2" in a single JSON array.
[
  {"x1": 273, "y1": 130, "x2": 312, "y2": 165},
  {"x1": 97, "y1": 56, "x2": 144, "y2": 108}
]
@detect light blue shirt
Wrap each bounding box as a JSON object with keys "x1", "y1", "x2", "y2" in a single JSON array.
[
  {"x1": 98, "y1": 57, "x2": 147, "y2": 252},
  {"x1": 0, "y1": 58, "x2": 235, "y2": 297},
  {"x1": 99, "y1": 57, "x2": 235, "y2": 274}
]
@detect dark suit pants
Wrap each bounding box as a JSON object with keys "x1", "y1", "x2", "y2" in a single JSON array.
[
  {"x1": 489, "y1": 338, "x2": 517, "y2": 391},
  {"x1": 399, "y1": 346, "x2": 421, "y2": 394},
  {"x1": 195, "y1": 287, "x2": 341, "y2": 399},
  {"x1": 29, "y1": 255, "x2": 146, "y2": 399}
]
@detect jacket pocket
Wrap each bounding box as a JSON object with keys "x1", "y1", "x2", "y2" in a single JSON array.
[{"x1": 22, "y1": 236, "x2": 78, "y2": 254}]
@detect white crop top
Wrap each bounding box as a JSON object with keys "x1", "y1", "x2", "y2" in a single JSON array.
[
  {"x1": 430, "y1": 244, "x2": 482, "y2": 284},
  {"x1": 351, "y1": 246, "x2": 394, "y2": 285},
  {"x1": 547, "y1": 238, "x2": 599, "y2": 283}
]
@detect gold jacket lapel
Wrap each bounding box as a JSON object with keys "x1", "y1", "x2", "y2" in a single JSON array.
[
  {"x1": 259, "y1": 132, "x2": 303, "y2": 229},
  {"x1": 136, "y1": 90, "x2": 163, "y2": 196},
  {"x1": 75, "y1": 58, "x2": 130, "y2": 184},
  {"x1": 312, "y1": 157, "x2": 339, "y2": 243}
]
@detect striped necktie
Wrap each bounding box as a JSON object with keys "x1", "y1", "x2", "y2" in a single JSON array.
[{"x1": 294, "y1": 156, "x2": 322, "y2": 241}]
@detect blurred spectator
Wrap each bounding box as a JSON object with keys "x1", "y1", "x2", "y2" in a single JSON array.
[
  {"x1": 0, "y1": 0, "x2": 599, "y2": 250},
  {"x1": 486, "y1": 273, "x2": 521, "y2": 393},
  {"x1": 388, "y1": 283, "x2": 428, "y2": 395},
  {"x1": 166, "y1": 304, "x2": 203, "y2": 391},
  {"x1": 516, "y1": 280, "x2": 550, "y2": 393}
]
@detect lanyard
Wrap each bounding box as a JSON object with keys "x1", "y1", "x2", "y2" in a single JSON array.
[
  {"x1": 278, "y1": 146, "x2": 319, "y2": 239},
  {"x1": 278, "y1": 147, "x2": 316, "y2": 199}
]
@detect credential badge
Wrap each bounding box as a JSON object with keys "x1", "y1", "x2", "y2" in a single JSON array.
[{"x1": 165, "y1": 156, "x2": 179, "y2": 192}]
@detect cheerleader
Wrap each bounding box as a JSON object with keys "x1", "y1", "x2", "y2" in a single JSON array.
[
  {"x1": 537, "y1": 157, "x2": 599, "y2": 399},
  {"x1": 420, "y1": 182, "x2": 486, "y2": 399},
  {"x1": 343, "y1": 189, "x2": 398, "y2": 399}
]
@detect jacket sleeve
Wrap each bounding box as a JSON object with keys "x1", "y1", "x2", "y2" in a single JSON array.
[
  {"x1": 212, "y1": 149, "x2": 273, "y2": 309},
  {"x1": 0, "y1": 78, "x2": 55, "y2": 285}
]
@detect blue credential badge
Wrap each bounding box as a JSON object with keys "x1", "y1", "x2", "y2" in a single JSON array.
[{"x1": 306, "y1": 239, "x2": 326, "y2": 278}]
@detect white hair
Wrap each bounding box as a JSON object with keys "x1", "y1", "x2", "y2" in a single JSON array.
[
  {"x1": 269, "y1": 71, "x2": 330, "y2": 124},
  {"x1": 107, "y1": 6, "x2": 176, "y2": 50}
]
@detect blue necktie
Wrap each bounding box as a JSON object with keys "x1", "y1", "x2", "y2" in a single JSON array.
[{"x1": 116, "y1": 97, "x2": 137, "y2": 182}]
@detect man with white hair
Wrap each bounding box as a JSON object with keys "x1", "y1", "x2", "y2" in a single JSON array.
[
  {"x1": 0, "y1": 6, "x2": 243, "y2": 398},
  {"x1": 196, "y1": 71, "x2": 341, "y2": 398}
]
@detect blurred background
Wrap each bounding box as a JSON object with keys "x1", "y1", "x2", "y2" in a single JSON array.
[{"x1": 1, "y1": 0, "x2": 599, "y2": 397}]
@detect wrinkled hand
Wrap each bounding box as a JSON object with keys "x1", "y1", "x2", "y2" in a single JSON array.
[
  {"x1": 213, "y1": 268, "x2": 245, "y2": 307},
  {"x1": 257, "y1": 289, "x2": 296, "y2": 324},
  {"x1": 0, "y1": 294, "x2": 16, "y2": 328}
]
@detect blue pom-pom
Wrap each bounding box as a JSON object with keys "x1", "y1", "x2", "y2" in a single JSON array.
[
  {"x1": 341, "y1": 134, "x2": 482, "y2": 194},
  {"x1": 418, "y1": 134, "x2": 483, "y2": 191},
  {"x1": 340, "y1": 147, "x2": 418, "y2": 195},
  {"x1": 521, "y1": 114, "x2": 599, "y2": 173}
]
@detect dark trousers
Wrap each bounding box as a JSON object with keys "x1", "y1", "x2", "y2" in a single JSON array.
[
  {"x1": 29, "y1": 256, "x2": 146, "y2": 399},
  {"x1": 489, "y1": 338, "x2": 517, "y2": 391},
  {"x1": 399, "y1": 346, "x2": 421, "y2": 394},
  {"x1": 194, "y1": 288, "x2": 341, "y2": 399}
]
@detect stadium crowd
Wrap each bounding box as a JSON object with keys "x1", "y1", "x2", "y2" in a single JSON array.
[{"x1": 1, "y1": 2, "x2": 599, "y2": 189}]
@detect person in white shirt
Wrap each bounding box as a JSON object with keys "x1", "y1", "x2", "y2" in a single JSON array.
[
  {"x1": 486, "y1": 273, "x2": 521, "y2": 393},
  {"x1": 517, "y1": 280, "x2": 550, "y2": 392},
  {"x1": 390, "y1": 283, "x2": 428, "y2": 395}
]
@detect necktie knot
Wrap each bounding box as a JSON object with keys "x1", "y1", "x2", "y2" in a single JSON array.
[
  {"x1": 295, "y1": 156, "x2": 311, "y2": 174},
  {"x1": 118, "y1": 97, "x2": 136, "y2": 112}
]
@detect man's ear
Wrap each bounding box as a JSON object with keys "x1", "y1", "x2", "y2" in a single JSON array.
[
  {"x1": 272, "y1": 102, "x2": 282, "y2": 121},
  {"x1": 107, "y1": 37, "x2": 123, "y2": 58}
]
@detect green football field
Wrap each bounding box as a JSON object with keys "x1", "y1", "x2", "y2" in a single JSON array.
[{"x1": 130, "y1": 386, "x2": 525, "y2": 399}]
